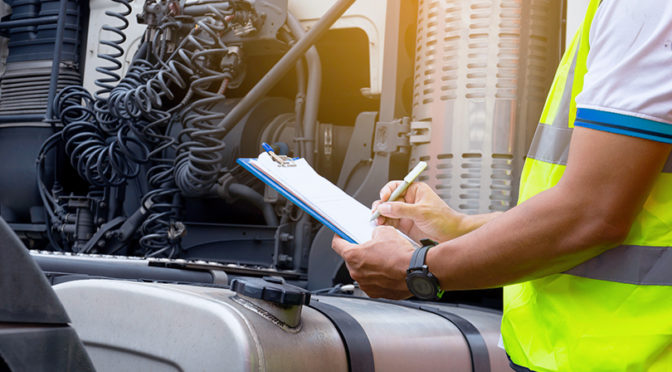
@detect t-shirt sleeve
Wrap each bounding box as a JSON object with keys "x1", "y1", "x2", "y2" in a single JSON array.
[{"x1": 574, "y1": 1, "x2": 672, "y2": 143}]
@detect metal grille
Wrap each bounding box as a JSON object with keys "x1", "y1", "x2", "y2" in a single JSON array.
[{"x1": 410, "y1": 0, "x2": 561, "y2": 214}]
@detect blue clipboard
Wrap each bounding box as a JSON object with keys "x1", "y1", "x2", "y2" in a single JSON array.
[{"x1": 237, "y1": 158, "x2": 357, "y2": 244}]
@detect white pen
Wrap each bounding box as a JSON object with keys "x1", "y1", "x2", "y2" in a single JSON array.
[{"x1": 369, "y1": 161, "x2": 428, "y2": 221}]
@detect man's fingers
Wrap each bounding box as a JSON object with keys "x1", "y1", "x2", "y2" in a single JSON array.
[
  {"x1": 379, "y1": 181, "x2": 404, "y2": 202},
  {"x1": 371, "y1": 200, "x2": 390, "y2": 226},
  {"x1": 377, "y1": 201, "x2": 423, "y2": 220}
]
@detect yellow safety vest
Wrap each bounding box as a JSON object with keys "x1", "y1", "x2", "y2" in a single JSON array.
[{"x1": 501, "y1": 1, "x2": 672, "y2": 371}]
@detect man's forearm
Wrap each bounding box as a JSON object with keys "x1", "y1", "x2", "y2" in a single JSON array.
[
  {"x1": 426, "y1": 186, "x2": 625, "y2": 291},
  {"x1": 425, "y1": 127, "x2": 672, "y2": 291},
  {"x1": 454, "y1": 212, "x2": 503, "y2": 238}
]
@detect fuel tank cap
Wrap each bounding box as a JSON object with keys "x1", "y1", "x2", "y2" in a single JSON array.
[{"x1": 231, "y1": 277, "x2": 311, "y2": 306}]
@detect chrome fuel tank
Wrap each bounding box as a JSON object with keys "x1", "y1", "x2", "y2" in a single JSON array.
[{"x1": 54, "y1": 279, "x2": 510, "y2": 371}]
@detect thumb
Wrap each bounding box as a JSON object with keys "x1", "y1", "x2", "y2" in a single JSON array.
[
  {"x1": 332, "y1": 235, "x2": 357, "y2": 257},
  {"x1": 378, "y1": 201, "x2": 423, "y2": 220}
]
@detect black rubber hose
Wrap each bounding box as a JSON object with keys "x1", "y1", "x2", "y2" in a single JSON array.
[
  {"x1": 93, "y1": 0, "x2": 133, "y2": 133},
  {"x1": 228, "y1": 183, "x2": 278, "y2": 226}
]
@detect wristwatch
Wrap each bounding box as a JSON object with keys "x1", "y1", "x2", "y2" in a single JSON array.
[{"x1": 406, "y1": 239, "x2": 444, "y2": 300}]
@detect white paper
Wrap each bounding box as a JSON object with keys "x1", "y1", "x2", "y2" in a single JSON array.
[{"x1": 250, "y1": 153, "x2": 417, "y2": 246}]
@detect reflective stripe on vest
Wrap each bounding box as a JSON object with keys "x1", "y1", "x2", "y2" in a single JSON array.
[
  {"x1": 527, "y1": 124, "x2": 571, "y2": 165},
  {"x1": 565, "y1": 245, "x2": 672, "y2": 285},
  {"x1": 549, "y1": 37, "x2": 581, "y2": 128},
  {"x1": 528, "y1": 124, "x2": 672, "y2": 172}
]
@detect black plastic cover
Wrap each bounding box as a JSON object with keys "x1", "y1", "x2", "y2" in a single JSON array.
[
  {"x1": 231, "y1": 277, "x2": 311, "y2": 306},
  {"x1": 0, "y1": 217, "x2": 70, "y2": 324},
  {"x1": 0, "y1": 326, "x2": 95, "y2": 372},
  {"x1": 0, "y1": 217, "x2": 95, "y2": 370}
]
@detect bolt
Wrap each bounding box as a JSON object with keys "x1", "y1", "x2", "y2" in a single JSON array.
[{"x1": 278, "y1": 254, "x2": 293, "y2": 264}]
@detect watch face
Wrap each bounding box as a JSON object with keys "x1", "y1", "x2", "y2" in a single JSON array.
[{"x1": 408, "y1": 275, "x2": 436, "y2": 300}]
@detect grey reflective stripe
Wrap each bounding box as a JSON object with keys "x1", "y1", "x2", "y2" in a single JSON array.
[
  {"x1": 663, "y1": 155, "x2": 672, "y2": 173},
  {"x1": 527, "y1": 123, "x2": 672, "y2": 173},
  {"x1": 565, "y1": 245, "x2": 672, "y2": 285},
  {"x1": 526, "y1": 124, "x2": 572, "y2": 165},
  {"x1": 551, "y1": 40, "x2": 580, "y2": 128}
]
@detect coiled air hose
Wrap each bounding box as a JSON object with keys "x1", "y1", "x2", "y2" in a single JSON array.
[
  {"x1": 54, "y1": 86, "x2": 149, "y2": 187},
  {"x1": 94, "y1": 0, "x2": 133, "y2": 133}
]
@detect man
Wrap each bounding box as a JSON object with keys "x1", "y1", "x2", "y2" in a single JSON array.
[{"x1": 332, "y1": 0, "x2": 672, "y2": 370}]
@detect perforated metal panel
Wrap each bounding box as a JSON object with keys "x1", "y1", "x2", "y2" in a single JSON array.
[{"x1": 410, "y1": 0, "x2": 561, "y2": 214}]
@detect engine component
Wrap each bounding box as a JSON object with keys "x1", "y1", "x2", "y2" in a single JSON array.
[
  {"x1": 0, "y1": 122, "x2": 54, "y2": 224},
  {"x1": 32, "y1": 249, "x2": 229, "y2": 285},
  {"x1": 0, "y1": 0, "x2": 85, "y2": 226},
  {"x1": 0, "y1": 61, "x2": 81, "y2": 116},
  {"x1": 4, "y1": 0, "x2": 83, "y2": 64},
  {"x1": 410, "y1": 0, "x2": 562, "y2": 214},
  {"x1": 57, "y1": 197, "x2": 95, "y2": 252}
]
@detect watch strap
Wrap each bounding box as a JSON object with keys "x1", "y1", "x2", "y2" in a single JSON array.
[
  {"x1": 409, "y1": 244, "x2": 427, "y2": 270},
  {"x1": 409, "y1": 238, "x2": 438, "y2": 270}
]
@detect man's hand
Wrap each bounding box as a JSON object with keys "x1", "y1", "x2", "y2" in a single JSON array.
[
  {"x1": 332, "y1": 226, "x2": 415, "y2": 299},
  {"x1": 373, "y1": 181, "x2": 498, "y2": 242}
]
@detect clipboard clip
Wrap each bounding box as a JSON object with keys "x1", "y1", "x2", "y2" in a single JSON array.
[{"x1": 262, "y1": 142, "x2": 296, "y2": 167}]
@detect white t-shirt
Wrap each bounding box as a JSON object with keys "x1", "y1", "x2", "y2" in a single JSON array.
[{"x1": 574, "y1": 0, "x2": 672, "y2": 142}]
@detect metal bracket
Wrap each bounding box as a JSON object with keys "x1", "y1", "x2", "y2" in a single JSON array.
[
  {"x1": 409, "y1": 120, "x2": 432, "y2": 145},
  {"x1": 373, "y1": 117, "x2": 411, "y2": 154},
  {"x1": 263, "y1": 185, "x2": 280, "y2": 203}
]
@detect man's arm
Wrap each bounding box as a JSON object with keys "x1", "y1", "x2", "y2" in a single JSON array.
[
  {"x1": 428, "y1": 126, "x2": 671, "y2": 290},
  {"x1": 334, "y1": 127, "x2": 671, "y2": 297}
]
